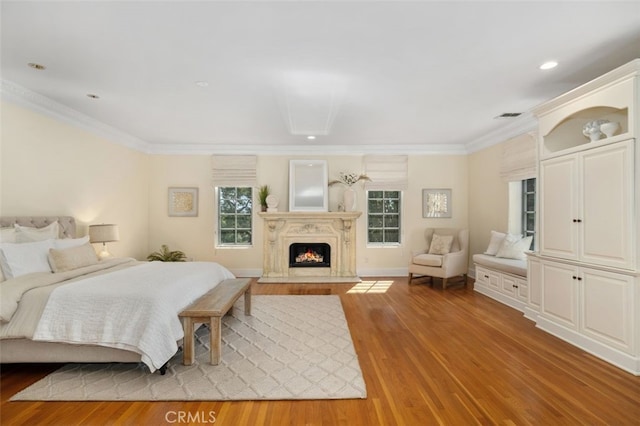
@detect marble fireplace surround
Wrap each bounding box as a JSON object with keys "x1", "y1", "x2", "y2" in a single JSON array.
[{"x1": 258, "y1": 212, "x2": 362, "y2": 283}]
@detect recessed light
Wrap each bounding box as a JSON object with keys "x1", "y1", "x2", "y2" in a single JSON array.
[
  {"x1": 540, "y1": 61, "x2": 558, "y2": 70},
  {"x1": 307, "y1": 135, "x2": 316, "y2": 140},
  {"x1": 86, "y1": 94, "x2": 100, "y2": 99},
  {"x1": 27, "y1": 62, "x2": 46, "y2": 70},
  {"x1": 195, "y1": 81, "x2": 209, "y2": 87}
]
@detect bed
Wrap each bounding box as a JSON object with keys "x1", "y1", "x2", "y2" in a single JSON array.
[{"x1": 0, "y1": 216, "x2": 235, "y2": 373}]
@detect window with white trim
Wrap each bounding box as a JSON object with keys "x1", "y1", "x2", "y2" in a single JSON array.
[
  {"x1": 367, "y1": 190, "x2": 401, "y2": 244},
  {"x1": 217, "y1": 187, "x2": 252, "y2": 245}
]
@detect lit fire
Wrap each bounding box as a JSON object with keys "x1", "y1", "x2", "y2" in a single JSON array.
[{"x1": 295, "y1": 248, "x2": 324, "y2": 263}]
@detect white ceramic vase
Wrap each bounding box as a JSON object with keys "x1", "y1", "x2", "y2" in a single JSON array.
[{"x1": 343, "y1": 187, "x2": 356, "y2": 212}]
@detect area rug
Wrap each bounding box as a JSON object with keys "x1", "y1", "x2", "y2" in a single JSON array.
[{"x1": 11, "y1": 295, "x2": 367, "y2": 401}]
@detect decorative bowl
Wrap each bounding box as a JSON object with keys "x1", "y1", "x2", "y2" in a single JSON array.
[
  {"x1": 599, "y1": 121, "x2": 620, "y2": 138},
  {"x1": 582, "y1": 119, "x2": 609, "y2": 141}
]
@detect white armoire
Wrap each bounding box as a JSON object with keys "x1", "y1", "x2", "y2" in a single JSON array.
[{"x1": 527, "y1": 59, "x2": 639, "y2": 375}]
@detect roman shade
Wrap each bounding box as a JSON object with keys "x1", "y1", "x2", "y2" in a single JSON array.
[
  {"x1": 500, "y1": 132, "x2": 537, "y2": 182},
  {"x1": 363, "y1": 155, "x2": 408, "y2": 190},
  {"x1": 211, "y1": 155, "x2": 257, "y2": 187}
]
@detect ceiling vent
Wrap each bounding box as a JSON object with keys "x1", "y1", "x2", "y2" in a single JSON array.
[{"x1": 495, "y1": 112, "x2": 522, "y2": 119}]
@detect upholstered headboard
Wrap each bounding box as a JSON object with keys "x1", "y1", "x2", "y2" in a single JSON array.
[{"x1": 0, "y1": 216, "x2": 76, "y2": 238}]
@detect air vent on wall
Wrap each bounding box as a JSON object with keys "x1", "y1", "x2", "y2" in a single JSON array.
[{"x1": 495, "y1": 112, "x2": 522, "y2": 119}]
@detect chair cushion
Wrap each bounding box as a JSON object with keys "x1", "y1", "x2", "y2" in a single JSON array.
[{"x1": 412, "y1": 253, "x2": 443, "y2": 267}]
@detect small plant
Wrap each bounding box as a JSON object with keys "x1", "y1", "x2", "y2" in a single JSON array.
[
  {"x1": 147, "y1": 245, "x2": 187, "y2": 262},
  {"x1": 258, "y1": 184, "x2": 270, "y2": 211}
]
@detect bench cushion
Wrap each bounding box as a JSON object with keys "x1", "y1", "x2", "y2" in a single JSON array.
[{"x1": 473, "y1": 253, "x2": 527, "y2": 277}]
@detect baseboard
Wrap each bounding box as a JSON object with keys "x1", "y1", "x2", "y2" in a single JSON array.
[
  {"x1": 357, "y1": 267, "x2": 408, "y2": 277},
  {"x1": 536, "y1": 316, "x2": 640, "y2": 376}
]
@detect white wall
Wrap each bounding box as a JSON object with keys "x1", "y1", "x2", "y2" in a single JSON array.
[{"x1": 0, "y1": 101, "x2": 150, "y2": 259}]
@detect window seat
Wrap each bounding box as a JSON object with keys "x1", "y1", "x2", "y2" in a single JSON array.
[
  {"x1": 473, "y1": 253, "x2": 528, "y2": 312},
  {"x1": 472, "y1": 253, "x2": 527, "y2": 277}
]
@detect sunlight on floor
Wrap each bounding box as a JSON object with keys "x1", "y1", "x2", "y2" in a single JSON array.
[{"x1": 346, "y1": 280, "x2": 394, "y2": 294}]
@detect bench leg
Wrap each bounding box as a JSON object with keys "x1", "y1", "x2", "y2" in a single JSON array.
[
  {"x1": 244, "y1": 288, "x2": 252, "y2": 316},
  {"x1": 210, "y1": 316, "x2": 221, "y2": 365},
  {"x1": 182, "y1": 318, "x2": 195, "y2": 366}
]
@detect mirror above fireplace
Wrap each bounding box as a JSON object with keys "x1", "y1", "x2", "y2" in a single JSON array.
[{"x1": 289, "y1": 159, "x2": 328, "y2": 212}]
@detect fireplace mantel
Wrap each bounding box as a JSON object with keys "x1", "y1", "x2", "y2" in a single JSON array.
[{"x1": 258, "y1": 211, "x2": 362, "y2": 283}]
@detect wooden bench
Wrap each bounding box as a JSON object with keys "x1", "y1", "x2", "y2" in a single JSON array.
[{"x1": 178, "y1": 278, "x2": 251, "y2": 366}]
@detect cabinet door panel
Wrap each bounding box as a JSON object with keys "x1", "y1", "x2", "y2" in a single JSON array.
[
  {"x1": 541, "y1": 261, "x2": 578, "y2": 329},
  {"x1": 581, "y1": 140, "x2": 634, "y2": 269},
  {"x1": 540, "y1": 156, "x2": 578, "y2": 260},
  {"x1": 581, "y1": 268, "x2": 634, "y2": 353},
  {"x1": 528, "y1": 258, "x2": 541, "y2": 308}
]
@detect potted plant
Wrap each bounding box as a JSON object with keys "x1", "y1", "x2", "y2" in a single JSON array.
[
  {"x1": 258, "y1": 184, "x2": 270, "y2": 212},
  {"x1": 147, "y1": 245, "x2": 187, "y2": 262}
]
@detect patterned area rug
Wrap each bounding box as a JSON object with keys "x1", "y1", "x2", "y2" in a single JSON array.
[{"x1": 11, "y1": 295, "x2": 367, "y2": 401}]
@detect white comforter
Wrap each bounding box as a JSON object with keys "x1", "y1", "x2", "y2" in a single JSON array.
[{"x1": 20, "y1": 261, "x2": 233, "y2": 372}]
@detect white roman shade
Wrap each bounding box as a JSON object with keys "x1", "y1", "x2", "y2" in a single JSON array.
[
  {"x1": 364, "y1": 155, "x2": 408, "y2": 190},
  {"x1": 211, "y1": 155, "x2": 257, "y2": 187},
  {"x1": 500, "y1": 132, "x2": 537, "y2": 182}
]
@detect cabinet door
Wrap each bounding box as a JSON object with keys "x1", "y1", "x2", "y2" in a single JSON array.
[
  {"x1": 476, "y1": 266, "x2": 500, "y2": 290},
  {"x1": 540, "y1": 155, "x2": 579, "y2": 260},
  {"x1": 541, "y1": 261, "x2": 579, "y2": 329},
  {"x1": 515, "y1": 277, "x2": 529, "y2": 303},
  {"x1": 580, "y1": 140, "x2": 634, "y2": 270},
  {"x1": 580, "y1": 267, "x2": 634, "y2": 353}
]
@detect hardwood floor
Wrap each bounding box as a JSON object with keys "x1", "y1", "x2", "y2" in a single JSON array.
[{"x1": 2, "y1": 277, "x2": 639, "y2": 425}]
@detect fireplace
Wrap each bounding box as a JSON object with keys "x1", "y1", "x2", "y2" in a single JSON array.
[
  {"x1": 258, "y1": 211, "x2": 361, "y2": 283},
  {"x1": 289, "y1": 243, "x2": 331, "y2": 268}
]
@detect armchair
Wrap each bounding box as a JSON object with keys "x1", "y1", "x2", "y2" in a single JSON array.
[{"x1": 408, "y1": 228, "x2": 469, "y2": 289}]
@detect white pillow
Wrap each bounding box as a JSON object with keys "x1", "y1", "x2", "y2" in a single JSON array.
[
  {"x1": 0, "y1": 227, "x2": 17, "y2": 243},
  {"x1": 54, "y1": 235, "x2": 90, "y2": 250},
  {"x1": 484, "y1": 230, "x2": 507, "y2": 256},
  {"x1": 0, "y1": 239, "x2": 55, "y2": 279},
  {"x1": 428, "y1": 234, "x2": 454, "y2": 255},
  {"x1": 15, "y1": 222, "x2": 60, "y2": 243},
  {"x1": 495, "y1": 234, "x2": 533, "y2": 260},
  {"x1": 48, "y1": 243, "x2": 98, "y2": 273}
]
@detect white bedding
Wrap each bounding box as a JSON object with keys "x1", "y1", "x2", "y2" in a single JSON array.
[{"x1": 2, "y1": 260, "x2": 235, "y2": 372}]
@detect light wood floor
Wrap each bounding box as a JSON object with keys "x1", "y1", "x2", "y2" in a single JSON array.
[{"x1": 2, "y1": 277, "x2": 639, "y2": 425}]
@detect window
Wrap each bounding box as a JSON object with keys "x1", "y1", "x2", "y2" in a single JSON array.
[
  {"x1": 218, "y1": 187, "x2": 252, "y2": 246},
  {"x1": 367, "y1": 190, "x2": 401, "y2": 244},
  {"x1": 522, "y1": 177, "x2": 536, "y2": 244}
]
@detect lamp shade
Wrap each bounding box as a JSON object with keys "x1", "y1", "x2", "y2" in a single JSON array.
[{"x1": 88, "y1": 224, "x2": 120, "y2": 243}]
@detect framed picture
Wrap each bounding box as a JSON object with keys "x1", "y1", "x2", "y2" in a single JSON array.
[
  {"x1": 422, "y1": 188, "x2": 452, "y2": 218},
  {"x1": 168, "y1": 187, "x2": 199, "y2": 217}
]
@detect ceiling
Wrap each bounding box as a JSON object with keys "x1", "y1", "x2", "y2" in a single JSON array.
[{"x1": 1, "y1": 1, "x2": 640, "y2": 155}]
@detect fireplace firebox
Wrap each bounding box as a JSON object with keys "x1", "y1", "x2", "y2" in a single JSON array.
[{"x1": 289, "y1": 243, "x2": 331, "y2": 268}]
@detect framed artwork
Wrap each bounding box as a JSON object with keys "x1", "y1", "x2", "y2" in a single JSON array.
[
  {"x1": 168, "y1": 187, "x2": 199, "y2": 217},
  {"x1": 422, "y1": 188, "x2": 452, "y2": 218}
]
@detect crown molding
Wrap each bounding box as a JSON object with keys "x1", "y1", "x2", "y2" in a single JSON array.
[
  {"x1": 146, "y1": 142, "x2": 469, "y2": 156},
  {"x1": 1, "y1": 79, "x2": 152, "y2": 153},
  {"x1": 464, "y1": 112, "x2": 538, "y2": 154}
]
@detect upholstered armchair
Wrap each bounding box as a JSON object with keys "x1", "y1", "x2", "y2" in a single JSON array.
[{"x1": 408, "y1": 228, "x2": 469, "y2": 289}]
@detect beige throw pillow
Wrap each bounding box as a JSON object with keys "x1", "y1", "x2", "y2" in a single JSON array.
[
  {"x1": 48, "y1": 242, "x2": 99, "y2": 273},
  {"x1": 428, "y1": 234, "x2": 454, "y2": 255}
]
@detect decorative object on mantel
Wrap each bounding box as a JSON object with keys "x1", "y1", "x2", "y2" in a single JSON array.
[
  {"x1": 266, "y1": 194, "x2": 279, "y2": 212},
  {"x1": 600, "y1": 121, "x2": 620, "y2": 138},
  {"x1": 582, "y1": 119, "x2": 609, "y2": 142},
  {"x1": 147, "y1": 244, "x2": 187, "y2": 262},
  {"x1": 329, "y1": 172, "x2": 371, "y2": 212},
  {"x1": 258, "y1": 184, "x2": 270, "y2": 212},
  {"x1": 168, "y1": 187, "x2": 198, "y2": 217},
  {"x1": 422, "y1": 188, "x2": 452, "y2": 218}
]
